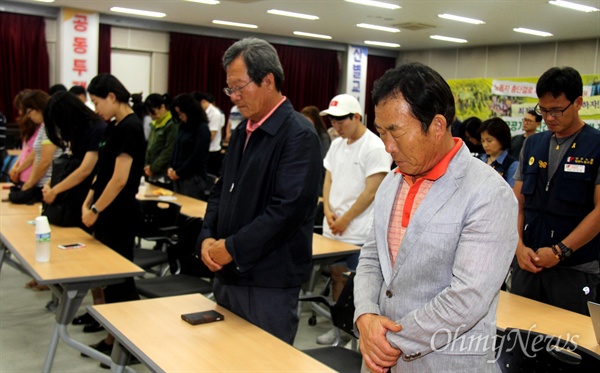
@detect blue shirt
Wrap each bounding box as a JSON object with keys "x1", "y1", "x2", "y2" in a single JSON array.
[{"x1": 479, "y1": 149, "x2": 518, "y2": 187}]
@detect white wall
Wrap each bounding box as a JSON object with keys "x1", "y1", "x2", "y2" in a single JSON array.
[
  {"x1": 111, "y1": 27, "x2": 169, "y2": 94},
  {"x1": 111, "y1": 50, "x2": 151, "y2": 97},
  {"x1": 399, "y1": 39, "x2": 600, "y2": 80}
]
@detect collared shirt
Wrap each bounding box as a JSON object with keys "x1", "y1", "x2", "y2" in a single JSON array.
[
  {"x1": 479, "y1": 149, "x2": 518, "y2": 187},
  {"x1": 244, "y1": 96, "x2": 286, "y2": 151},
  {"x1": 388, "y1": 138, "x2": 463, "y2": 265}
]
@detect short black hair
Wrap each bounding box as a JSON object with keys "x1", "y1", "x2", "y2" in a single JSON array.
[
  {"x1": 372, "y1": 62, "x2": 455, "y2": 133},
  {"x1": 49, "y1": 84, "x2": 67, "y2": 95},
  {"x1": 144, "y1": 93, "x2": 172, "y2": 115},
  {"x1": 536, "y1": 66, "x2": 582, "y2": 103},
  {"x1": 480, "y1": 117, "x2": 512, "y2": 150},
  {"x1": 171, "y1": 93, "x2": 208, "y2": 125},
  {"x1": 464, "y1": 117, "x2": 483, "y2": 139},
  {"x1": 192, "y1": 91, "x2": 210, "y2": 103},
  {"x1": 68, "y1": 85, "x2": 87, "y2": 96},
  {"x1": 526, "y1": 110, "x2": 542, "y2": 123},
  {"x1": 88, "y1": 73, "x2": 131, "y2": 103}
]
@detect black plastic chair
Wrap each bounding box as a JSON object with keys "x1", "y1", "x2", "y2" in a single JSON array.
[
  {"x1": 134, "y1": 200, "x2": 181, "y2": 276},
  {"x1": 495, "y1": 327, "x2": 600, "y2": 372},
  {"x1": 136, "y1": 217, "x2": 214, "y2": 298},
  {"x1": 313, "y1": 201, "x2": 324, "y2": 235},
  {"x1": 300, "y1": 272, "x2": 362, "y2": 373}
]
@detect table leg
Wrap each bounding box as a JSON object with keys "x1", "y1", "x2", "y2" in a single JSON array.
[
  {"x1": 0, "y1": 243, "x2": 5, "y2": 272},
  {"x1": 41, "y1": 322, "x2": 61, "y2": 373},
  {"x1": 42, "y1": 284, "x2": 115, "y2": 371},
  {"x1": 0, "y1": 244, "x2": 28, "y2": 276},
  {"x1": 110, "y1": 340, "x2": 130, "y2": 373}
]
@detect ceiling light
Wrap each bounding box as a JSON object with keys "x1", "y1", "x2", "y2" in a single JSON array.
[
  {"x1": 345, "y1": 0, "x2": 401, "y2": 10},
  {"x1": 184, "y1": 0, "x2": 220, "y2": 4},
  {"x1": 549, "y1": 1, "x2": 599, "y2": 12},
  {"x1": 357, "y1": 23, "x2": 400, "y2": 33},
  {"x1": 293, "y1": 31, "x2": 332, "y2": 39},
  {"x1": 438, "y1": 14, "x2": 485, "y2": 25},
  {"x1": 212, "y1": 20, "x2": 258, "y2": 29},
  {"x1": 33, "y1": 0, "x2": 55, "y2": 3},
  {"x1": 513, "y1": 28, "x2": 553, "y2": 37},
  {"x1": 267, "y1": 9, "x2": 319, "y2": 20},
  {"x1": 430, "y1": 35, "x2": 468, "y2": 43},
  {"x1": 364, "y1": 40, "x2": 401, "y2": 48},
  {"x1": 110, "y1": 7, "x2": 166, "y2": 18}
]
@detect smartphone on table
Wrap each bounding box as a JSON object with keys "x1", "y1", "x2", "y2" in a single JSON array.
[
  {"x1": 181, "y1": 310, "x2": 224, "y2": 325},
  {"x1": 58, "y1": 243, "x2": 86, "y2": 249}
]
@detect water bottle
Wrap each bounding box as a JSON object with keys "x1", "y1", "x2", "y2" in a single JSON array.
[
  {"x1": 139, "y1": 176, "x2": 147, "y2": 194},
  {"x1": 35, "y1": 216, "x2": 51, "y2": 262}
]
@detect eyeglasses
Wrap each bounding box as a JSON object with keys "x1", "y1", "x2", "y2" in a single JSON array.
[
  {"x1": 534, "y1": 102, "x2": 573, "y2": 118},
  {"x1": 223, "y1": 80, "x2": 252, "y2": 97}
]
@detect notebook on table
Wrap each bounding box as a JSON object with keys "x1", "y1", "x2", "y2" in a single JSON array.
[{"x1": 588, "y1": 301, "x2": 600, "y2": 345}]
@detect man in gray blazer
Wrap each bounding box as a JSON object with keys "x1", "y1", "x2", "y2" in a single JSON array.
[{"x1": 354, "y1": 62, "x2": 518, "y2": 372}]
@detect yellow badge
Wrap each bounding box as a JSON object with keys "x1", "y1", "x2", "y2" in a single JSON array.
[
  {"x1": 538, "y1": 160, "x2": 548, "y2": 169},
  {"x1": 528, "y1": 156, "x2": 535, "y2": 166}
]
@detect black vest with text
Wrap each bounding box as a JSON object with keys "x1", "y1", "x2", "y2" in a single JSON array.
[{"x1": 520, "y1": 124, "x2": 600, "y2": 266}]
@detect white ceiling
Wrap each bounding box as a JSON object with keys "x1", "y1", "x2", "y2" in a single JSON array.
[{"x1": 7, "y1": 0, "x2": 600, "y2": 50}]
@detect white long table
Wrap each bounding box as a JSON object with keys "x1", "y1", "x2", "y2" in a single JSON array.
[
  {"x1": 89, "y1": 293, "x2": 334, "y2": 372},
  {"x1": 0, "y1": 214, "x2": 144, "y2": 372}
]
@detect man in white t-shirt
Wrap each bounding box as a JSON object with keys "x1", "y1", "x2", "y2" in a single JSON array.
[
  {"x1": 195, "y1": 92, "x2": 226, "y2": 176},
  {"x1": 317, "y1": 94, "x2": 391, "y2": 344},
  {"x1": 224, "y1": 105, "x2": 244, "y2": 147}
]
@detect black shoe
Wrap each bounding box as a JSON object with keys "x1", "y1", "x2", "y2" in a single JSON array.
[
  {"x1": 80, "y1": 339, "x2": 113, "y2": 358},
  {"x1": 72, "y1": 312, "x2": 94, "y2": 325},
  {"x1": 83, "y1": 320, "x2": 105, "y2": 333},
  {"x1": 99, "y1": 354, "x2": 140, "y2": 369}
]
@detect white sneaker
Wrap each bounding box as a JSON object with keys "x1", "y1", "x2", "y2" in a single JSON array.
[
  {"x1": 316, "y1": 328, "x2": 337, "y2": 345},
  {"x1": 316, "y1": 328, "x2": 352, "y2": 345}
]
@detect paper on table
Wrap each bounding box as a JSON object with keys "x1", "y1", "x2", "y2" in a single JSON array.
[{"x1": 158, "y1": 196, "x2": 177, "y2": 201}]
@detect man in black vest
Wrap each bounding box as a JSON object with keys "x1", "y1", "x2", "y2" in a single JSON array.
[{"x1": 511, "y1": 66, "x2": 600, "y2": 315}]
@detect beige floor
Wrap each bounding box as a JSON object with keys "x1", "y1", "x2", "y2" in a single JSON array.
[{"x1": 0, "y1": 254, "x2": 340, "y2": 372}]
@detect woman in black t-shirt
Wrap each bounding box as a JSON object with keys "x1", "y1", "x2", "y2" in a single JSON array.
[
  {"x1": 84, "y1": 73, "x2": 146, "y2": 357},
  {"x1": 42, "y1": 91, "x2": 106, "y2": 227}
]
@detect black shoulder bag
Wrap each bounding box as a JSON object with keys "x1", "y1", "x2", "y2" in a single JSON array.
[{"x1": 42, "y1": 153, "x2": 88, "y2": 227}]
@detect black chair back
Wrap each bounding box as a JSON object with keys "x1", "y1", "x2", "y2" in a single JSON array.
[
  {"x1": 168, "y1": 216, "x2": 213, "y2": 278},
  {"x1": 137, "y1": 200, "x2": 181, "y2": 241},
  {"x1": 495, "y1": 328, "x2": 600, "y2": 372}
]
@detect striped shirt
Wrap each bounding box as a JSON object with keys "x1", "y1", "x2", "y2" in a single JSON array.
[{"x1": 388, "y1": 138, "x2": 463, "y2": 265}]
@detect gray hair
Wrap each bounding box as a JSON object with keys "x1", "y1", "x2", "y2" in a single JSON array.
[{"x1": 222, "y1": 37, "x2": 284, "y2": 91}]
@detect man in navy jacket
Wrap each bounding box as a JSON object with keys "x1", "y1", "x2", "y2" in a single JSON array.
[{"x1": 199, "y1": 37, "x2": 322, "y2": 344}]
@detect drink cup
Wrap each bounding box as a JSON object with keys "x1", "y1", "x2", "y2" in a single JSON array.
[
  {"x1": 35, "y1": 216, "x2": 51, "y2": 235},
  {"x1": 35, "y1": 216, "x2": 51, "y2": 262}
]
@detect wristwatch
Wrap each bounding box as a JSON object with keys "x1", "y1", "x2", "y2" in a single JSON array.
[
  {"x1": 554, "y1": 242, "x2": 573, "y2": 261},
  {"x1": 90, "y1": 204, "x2": 99, "y2": 215}
]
